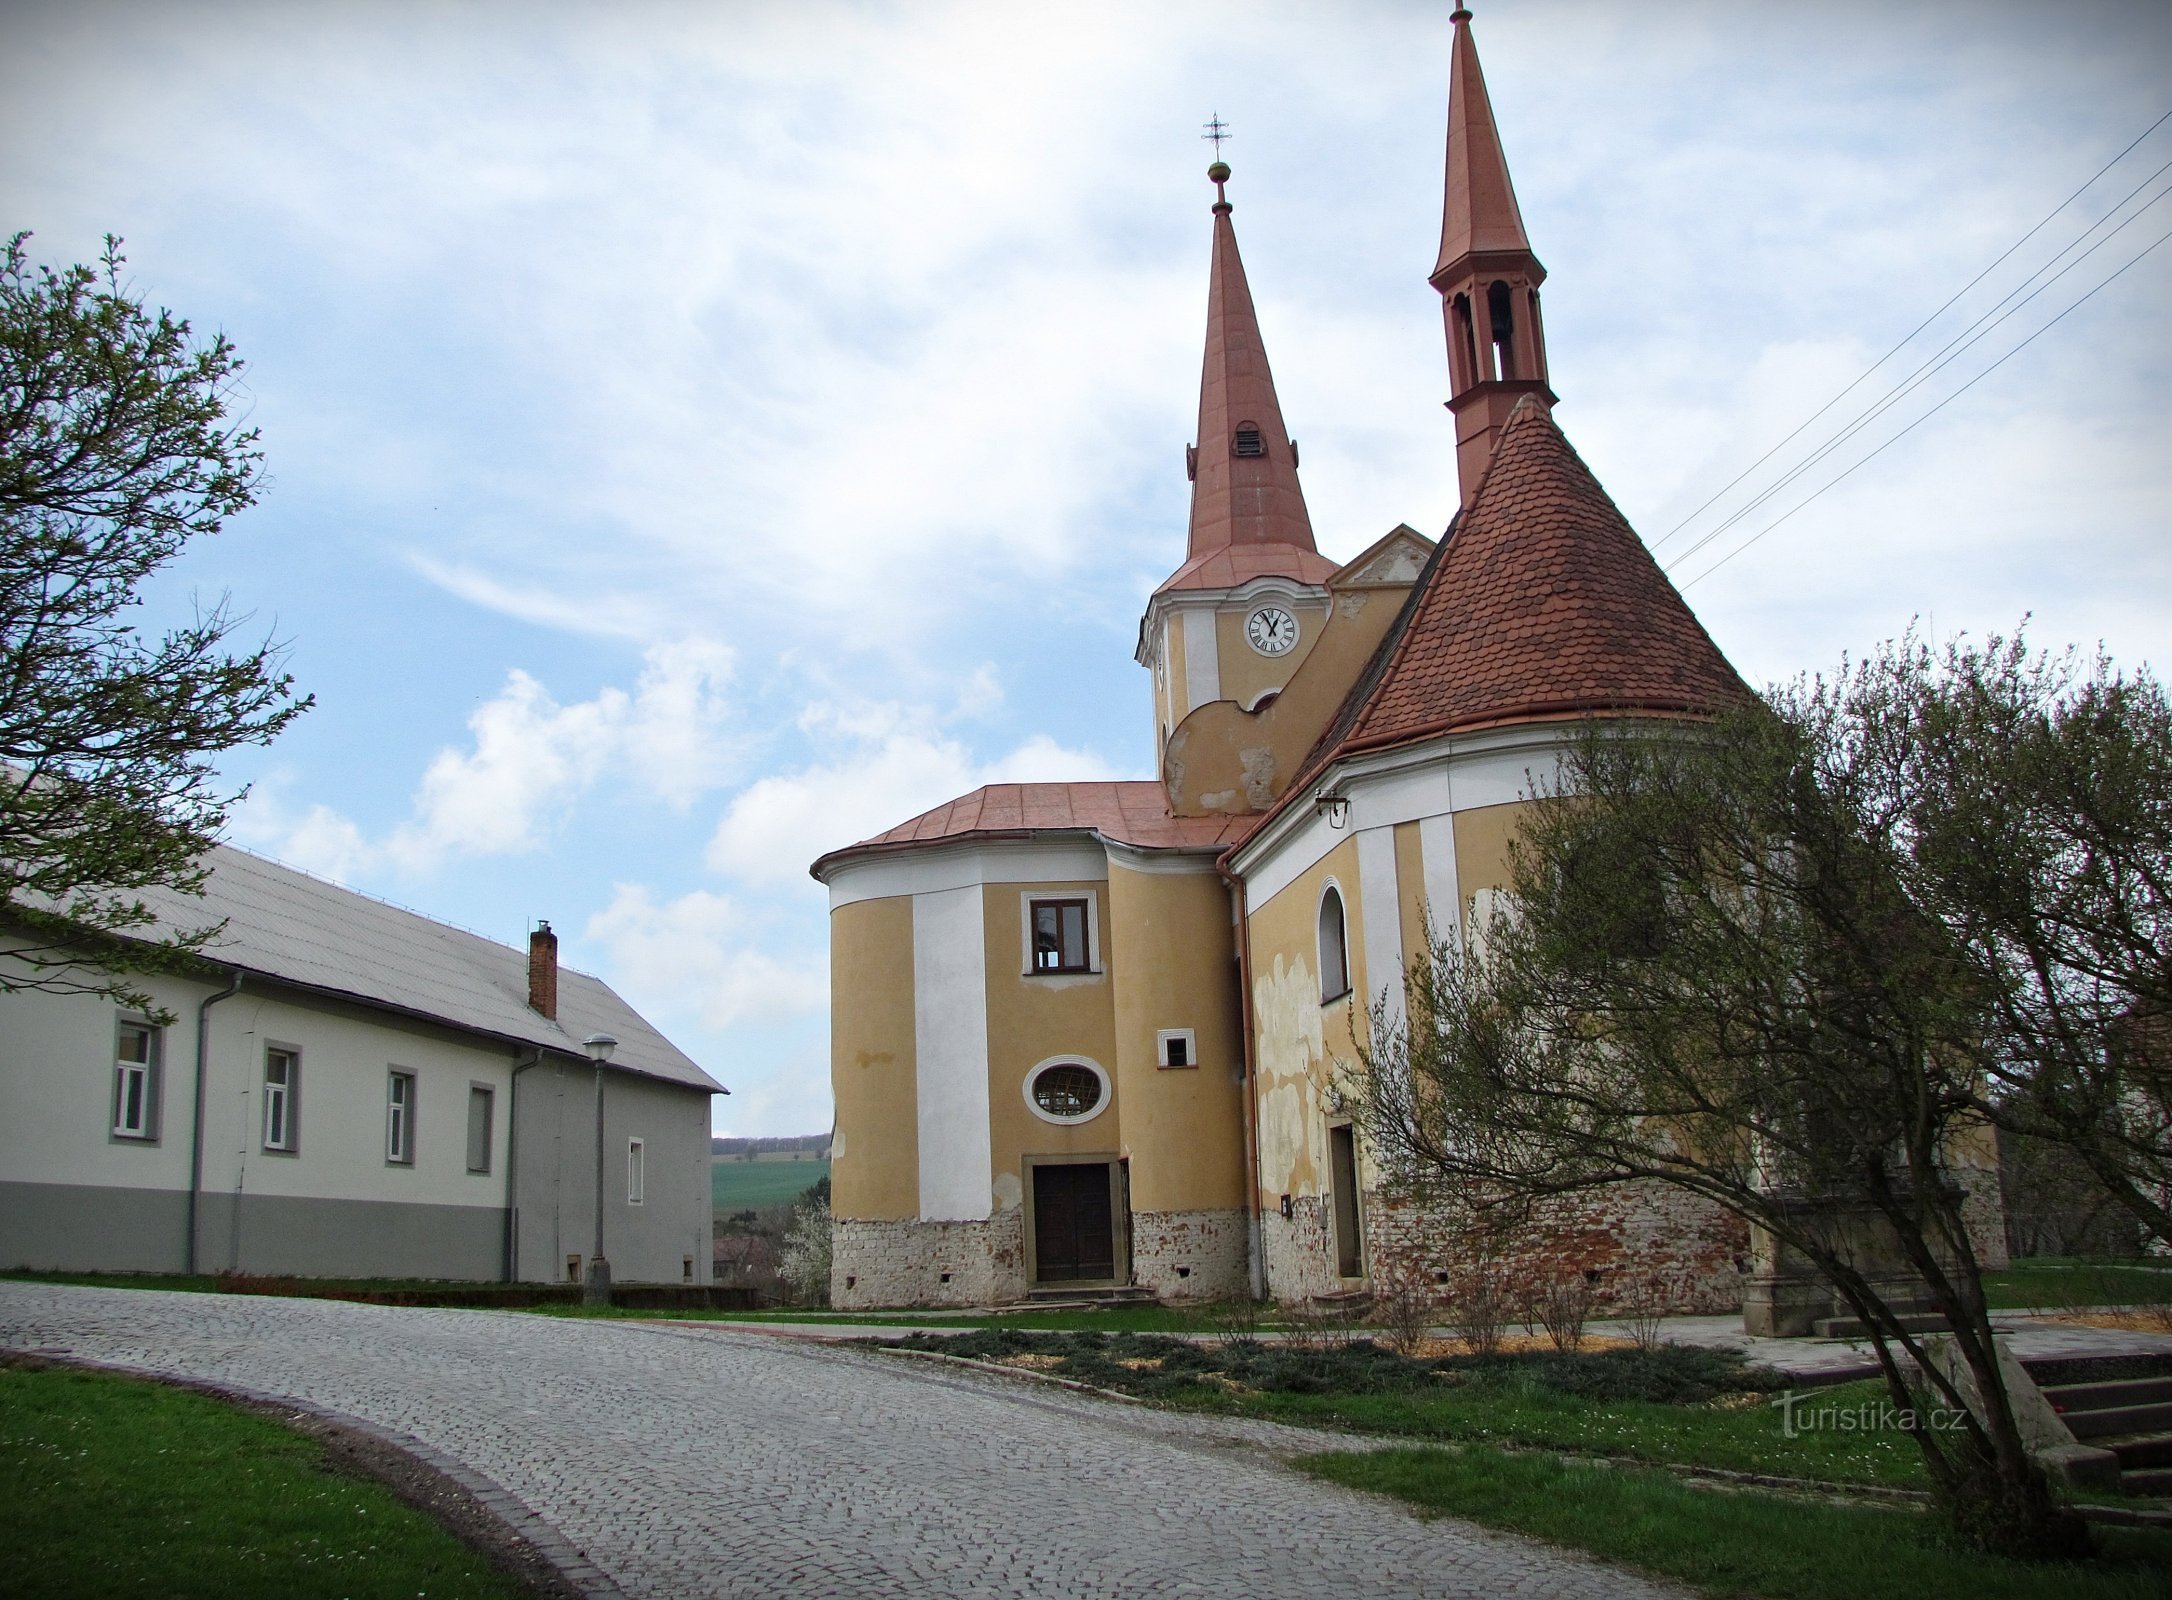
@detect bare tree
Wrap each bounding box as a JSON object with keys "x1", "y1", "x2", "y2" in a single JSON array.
[{"x1": 1344, "y1": 676, "x2": 2097, "y2": 1557}]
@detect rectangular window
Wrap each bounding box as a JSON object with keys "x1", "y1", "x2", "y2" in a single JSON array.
[
  {"x1": 386, "y1": 1070, "x2": 415, "y2": 1164},
  {"x1": 466, "y1": 1085, "x2": 494, "y2": 1174},
  {"x1": 263, "y1": 1047, "x2": 298, "y2": 1153},
  {"x1": 626, "y1": 1137, "x2": 646, "y2": 1205},
  {"x1": 1030, "y1": 898, "x2": 1091, "y2": 973},
  {"x1": 1156, "y1": 1028, "x2": 1197, "y2": 1070},
  {"x1": 112, "y1": 1021, "x2": 159, "y2": 1140}
]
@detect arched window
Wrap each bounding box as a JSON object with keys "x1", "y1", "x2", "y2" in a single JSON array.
[
  {"x1": 1318, "y1": 884, "x2": 1351, "y2": 1003},
  {"x1": 1487, "y1": 279, "x2": 1517, "y2": 380},
  {"x1": 1233, "y1": 421, "x2": 1266, "y2": 457},
  {"x1": 1452, "y1": 292, "x2": 1479, "y2": 387}
]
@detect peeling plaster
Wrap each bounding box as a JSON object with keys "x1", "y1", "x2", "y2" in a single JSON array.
[
  {"x1": 1240, "y1": 748, "x2": 1277, "y2": 810},
  {"x1": 992, "y1": 1171, "x2": 1022, "y2": 1212},
  {"x1": 1252, "y1": 952, "x2": 1329, "y2": 1196}
]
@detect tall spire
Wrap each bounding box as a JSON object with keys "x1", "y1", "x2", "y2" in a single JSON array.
[
  {"x1": 1432, "y1": 6, "x2": 1554, "y2": 508},
  {"x1": 1163, "y1": 158, "x2": 1327, "y2": 594}
]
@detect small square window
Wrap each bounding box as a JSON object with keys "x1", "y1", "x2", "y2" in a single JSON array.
[
  {"x1": 1030, "y1": 898, "x2": 1091, "y2": 974},
  {"x1": 1156, "y1": 1028, "x2": 1197, "y2": 1070}
]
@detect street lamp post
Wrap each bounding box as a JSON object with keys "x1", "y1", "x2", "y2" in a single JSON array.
[{"x1": 582, "y1": 1032, "x2": 618, "y2": 1306}]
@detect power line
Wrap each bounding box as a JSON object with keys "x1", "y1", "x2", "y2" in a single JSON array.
[
  {"x1": 1678, "y1": 221, "x2": 2172, "y2": 590},
  {"x1": 1664, "y1": 172, "x2": 2172, "y2": 572},
  {"x1": 1647, "y1": 107, "x2": 2172, "y2": 556}
]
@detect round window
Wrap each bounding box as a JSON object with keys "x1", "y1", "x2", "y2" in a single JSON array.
[{"x1": 1028, "y1": 1061, "x2": 1104, "y2": 1122}]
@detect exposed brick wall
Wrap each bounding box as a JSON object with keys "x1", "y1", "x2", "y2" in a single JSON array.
[
  {"x1": 1957, "y1": 1163, "x2": 2011, "y2": 1271},
  {"x1": 1131, "y1": 1209, "x2": 1249, "y2": 1302},
  {"x1": 832, "y1": 1211, "x2": 1025, "y2": 1309},
  {"x1": 1259, "y1": 1179, "x2": 1747, "y2": 1313}
]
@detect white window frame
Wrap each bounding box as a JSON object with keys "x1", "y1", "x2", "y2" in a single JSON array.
[
  {"x1": 466, "y1": 1082, "x2": 495, "y2": 1175},
  {"x1": 626, "y1": 1136, "x2": 646, "y2": 1205},
  {"x1": 386, "y1": 1069, "x2": 416, "y2": 1165},
  {"x1": 1022, "y1": 1054, "x2": 1113, "y2": 1126},
  {"x1": 262, "y1": 1045, "x2": 300, "y2": 1154},
  {"x1": 1156, "y1": 1028, "x2": 1198, "y2": 1070},
  {"x1": 112, "y1": 1019, "x2": 160, "y2": 1141},
  {"x1": 1018, "y1": 889, "x2": 1103, "y2": 977}
]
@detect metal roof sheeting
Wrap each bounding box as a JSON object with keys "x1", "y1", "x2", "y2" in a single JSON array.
[{"x1": 126, "y1": 843, "x2": 723, "y2": 1095}]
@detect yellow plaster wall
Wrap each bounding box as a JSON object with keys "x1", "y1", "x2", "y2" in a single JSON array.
[
  {"x1": 1393, "y1": 820, "x2": 1430, "y2": 963},
  {"x1": 1106, "y1": 864, "x2": 1247, "y2": 1213},
  {"x1": 981, "y1": 882, "x2": 1123, "y2": 1208},
  {"x1": 1164, "y1": 585, "x2": 1411, "y2": 817},
  {"x1": 1244, "y1": 834, "x2": 1364, "y2": 1206},
  {"x1": 1213, "y1": 600, "x2": 1330, "y2": 709},
  {"x1": 1452, "y1": 800, "x2": 1532, "y2": 921},
  {"x1": 829, "y1": 896, "x2": 919, "y2": 1221}
]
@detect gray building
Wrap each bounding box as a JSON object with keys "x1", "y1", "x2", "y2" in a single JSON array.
[{"x1": 1, "y1": 844, "x2": 725, "y2": 1283}]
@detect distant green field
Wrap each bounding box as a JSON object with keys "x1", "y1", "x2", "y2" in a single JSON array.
[{"x1": 712, "y1": 1157, "x2": 830, "y2": 1212}]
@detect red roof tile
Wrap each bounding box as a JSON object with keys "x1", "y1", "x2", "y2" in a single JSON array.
[
  {"x1": 811, "y1": 782, "x2": 1247, "y2": 881},
  {"x1": 1269, "y1": 398, "x2": 1750, "y2": 823}
]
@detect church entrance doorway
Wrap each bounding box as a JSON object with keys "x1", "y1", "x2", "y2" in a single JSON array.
[{"x1": 1032, "y1": 1160, "x2": 1117, "y2": 1283}]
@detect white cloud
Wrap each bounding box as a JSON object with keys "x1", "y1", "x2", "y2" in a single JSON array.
[
  {"x1": 708, "y1": 703, "x2": 1118, "y2": 891},
  {"x1": 242, "y1": 639, "x2": 739, "y2": 877},
  {"x1": 583, "y1": 883, "x2": 827, "y2": 1033}
]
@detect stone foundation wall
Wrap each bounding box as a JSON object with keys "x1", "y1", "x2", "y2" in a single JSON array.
[
  {"x1": 1276, "y1": 1179, "x2": 1748, "y2": 1314},
  {"x1": 831, "y1": 1210, "x2": 1026, "y2": 1309},
  {"x1": 1130, "y1": 1208, "x2": 1249, "y2": 1301},
  {"x1": 1261, "y1": 1194, "x2": 1349, "y2": 1303}
]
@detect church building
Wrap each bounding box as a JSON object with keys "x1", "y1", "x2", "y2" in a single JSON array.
[{"x1": 811, "y1": 9, "x2": 1930, "y2": 1313}]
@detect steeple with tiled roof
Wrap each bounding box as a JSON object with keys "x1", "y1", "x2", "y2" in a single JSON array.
[
  {"x1": 1159, "y1": 160, "x2": 1336, "y2": 595},
  {"x1": 1433, "y1": 5, "x2": 1556, "y2": 507}
]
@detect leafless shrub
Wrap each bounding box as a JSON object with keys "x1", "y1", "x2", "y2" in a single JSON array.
[
  {"x1": 1206, "y1": 1298, "x2": 1266, "y2": 1353},
  {"x1": 1286, "y1": 1298, "x2": 1360, "y2": 1353},
  {"x1": 1449, "y1": 1264, "x2": 1509, "y2": 1358},
  {"x1": 1371, "y1": 1265, "x2": 1439, "y2": 1357},
  {"x1": 1538, "y1": 1274, "x2": 1594, "y2": 1352},
  {"x1": 1619, "y1": 1284, "x2": 1667, "y2": 1352}
]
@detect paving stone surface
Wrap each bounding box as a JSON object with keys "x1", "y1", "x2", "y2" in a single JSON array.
[{"x1": 0, "y1": 1282, "x2": 1682, "y2": 1599}]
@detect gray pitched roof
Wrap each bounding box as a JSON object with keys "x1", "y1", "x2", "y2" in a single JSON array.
[{"x1": 128, "y1": 843, "x2": 723, "y2": 1095}]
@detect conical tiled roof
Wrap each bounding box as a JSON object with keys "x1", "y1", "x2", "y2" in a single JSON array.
[
  {"x1": 1304, "y1": 398, "x2": 1751, "y2": 769},
  {"x1": 1162, "y1": 170, "x2": 1333, "y2": 596}
]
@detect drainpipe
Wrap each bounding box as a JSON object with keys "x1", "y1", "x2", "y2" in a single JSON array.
[
  {"x1": 504, "y1": 1046, "x2": 543, "y2": 1282},
  {"x1": 186, "y1": 970, "x2": 244, "y2": 1277},
  {"x1": 1220, "y1": 863, "x2": 1266, "y2": 1302}
]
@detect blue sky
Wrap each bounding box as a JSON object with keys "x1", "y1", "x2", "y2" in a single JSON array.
[{"x1": 4, "y1": 0, "x2": 2167, "y2": 1135}]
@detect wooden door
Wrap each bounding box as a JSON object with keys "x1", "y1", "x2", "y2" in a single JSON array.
[{"x1": 1033, "y1": 1162, "x2": 1115, "y2": 1282}]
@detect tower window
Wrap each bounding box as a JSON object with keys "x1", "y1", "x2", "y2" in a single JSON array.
[
  {"x1": 1487, "y1": 279, "x2": 1517, "y2": 380},
  {"x1": 1232, "y1": 422, "x2": 1265, "y2": 457},
  {"x1": 1452, "y1": 292, "x2": 1479, "y2": 389},
  {"x1": 1030, "y1": 898, "x2": 1092, "y2": 973}
]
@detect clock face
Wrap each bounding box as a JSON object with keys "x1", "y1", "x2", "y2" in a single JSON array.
[{"x1": 1246, "y1": 605, "x2": 1298, "y2": 657}]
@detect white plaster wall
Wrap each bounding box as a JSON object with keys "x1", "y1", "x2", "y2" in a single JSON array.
[
  {"x1": 1418, "y1": 812, "x2": 1462, "y2": 954},
  {"x1": 1355, "y1": 826, "x2": 1404, "y2": 1034},
  {"x1": 1181, "y1": 606, "x2": 1221, "y2": 715},
  {"x1": 912, "y1": 885, "x2": 992, "y2": 1222}
]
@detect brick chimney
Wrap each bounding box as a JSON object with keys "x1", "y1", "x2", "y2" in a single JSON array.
[{"x1": 527, "y1": 921, "x2": 558, "y2": 1018}]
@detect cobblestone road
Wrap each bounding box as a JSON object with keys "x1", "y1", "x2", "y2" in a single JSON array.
[{"x1": 1, "y1": 1283, "x2": 1679, "y2": 1599}]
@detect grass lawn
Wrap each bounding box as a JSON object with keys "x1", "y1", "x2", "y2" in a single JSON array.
[
  {"x1": 1982, "y1": 1257, "x2": 2172, "y2": 1311},
  {"x1": 1302, "y1": 1445, "x2": 2172, "y2": 1600},
  {"x1": 521, "y1": 1301, "x2": 1255, "y2": 1333},
  {"x1": 710, "y1": 1157, "x2": 830, "y2": 1212},
  {"x1": 877, "y1": 1330, "x2": 1957, "y2": 1489},
  {"x1": 0, "y1": 1362, "x2": 528, "y2": 1600}
]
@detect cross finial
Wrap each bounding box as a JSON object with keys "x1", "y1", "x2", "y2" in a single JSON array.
[{"x1": 1201, "y1": 112, "x2": 1230, "y2": 158}]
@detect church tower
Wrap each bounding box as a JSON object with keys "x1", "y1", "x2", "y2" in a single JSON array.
[
  {"x1": 1433, "y1": 5, "x2": 1554, "y2": 505},
  {"x1": 1139, "y1": 160, "x2": 1338, "y2": 782}
]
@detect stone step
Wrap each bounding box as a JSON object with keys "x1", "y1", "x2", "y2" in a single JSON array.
[
  {"x1": 2039, "y1": 1376, "x2": 2172, "y2": 1412},
  {"x1": 2106, "y1": 1433, "x2": 2172, "y2": 1471},
  {"x1": 1018, "y1": 1285, "x2": 1157, "y2": 1307},
  {"x1": 2062, "y1": 1402, "x2": 2172, "y2": 1442},
  {"x1": 2120, "y1": 1466, "x2": 2172, "y2": 1496},
  {"x1": 1810, "y1": 1312, "x2": 1950, "y2": 1339}
]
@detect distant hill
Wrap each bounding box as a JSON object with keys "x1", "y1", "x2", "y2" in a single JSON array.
[{"x1": 712, "y1": 1133, "x2": 831, "y2": 1158}]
